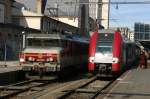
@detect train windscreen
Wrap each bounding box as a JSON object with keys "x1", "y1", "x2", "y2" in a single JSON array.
[
  {"x1": 96, "y1": 42, "x2": 112, "y2": 53},
  {"x1": 96, "y1": 33, "x2": 113, "y2": 53},
  {"x1": 27, "y1": 38, "x2": 59, "y2": 47}
]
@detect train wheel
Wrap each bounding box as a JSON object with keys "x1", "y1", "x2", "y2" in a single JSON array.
[
  {"x1": 38, "y1": 70, "x2": 43, "y2": 78},
  {"x1": 25, "y1": 72, "x2": 57, "y2": 80},
  {"x1": 86, "y1": 72, "x2": 94, "y2": 78},
  {"x1": 25, "y1": 72, "x2": 40, "y2": 80}
]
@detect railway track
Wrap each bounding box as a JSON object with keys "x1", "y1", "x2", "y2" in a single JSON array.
[
  {"x1": 0, "y1": 79, "x2": 56, "y2": 99},
  {"x1": 0, "y1": 74, "x2": 119, "y2": 98},
  {"x1": 58, "y1": 76, "x2": 115, "y2": 99}
]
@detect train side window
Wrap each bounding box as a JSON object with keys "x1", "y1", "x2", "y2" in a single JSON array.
[
  {"x1": 43, "y1": 39, "x2": 59, "y2": 47},
  {"x1": 62, "y1": 40, "x2": 67, "y2": 48}
]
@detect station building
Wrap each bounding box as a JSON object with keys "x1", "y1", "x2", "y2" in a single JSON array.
[
  {"x1": 46, "y1": 0, "x2": 90, "y2": 37},
  {"x1": 89, "y1": 0, "x2": 110, "y2": 29},
  {"x1": 134, "y1": 22, "x2": 150, "y2": 41},
  {"x1": 16, "y1": 0, "x2": 111, "y2": 36},
  {"x1": 0, "y1": 0, "x2": 42, "y2": 60},
  {"x1": 0, "y1": 0, "x2": 41, "y2": 60},
  {"x1": 0, "y1": 0, "x2": 78, "y2": 60},
  {"x1": 134, "y1": 23, "x2": 150, "y2": 54}
]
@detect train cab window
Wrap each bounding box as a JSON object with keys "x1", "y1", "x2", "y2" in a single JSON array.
[
  {"x1": 96, "y1": 42, "x2": 112, "y2": 53},
  {"x1": 96, "y1": 33, "x2": 113, "y2": 53},
  {"x1": 27, "y1": 39, "x2": 59, "y2": 47},
  {"x1": 96, "y1": 46, "x2": 112, "y2": 53}
]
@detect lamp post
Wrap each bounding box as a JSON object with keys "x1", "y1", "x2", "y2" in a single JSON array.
[
  {"x1": 4, "y1": 40, "x2": 7, "y2": 67},
  {"x1": 22, "y1": 31, "x2": 25, "y2": 49}
]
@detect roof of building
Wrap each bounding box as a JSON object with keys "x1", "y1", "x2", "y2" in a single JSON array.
[
  {"x1": 15, "y1": 0, "x2": 80, "y2": 17},
  {"x1": 12, "y1": 7, "x2": 43, "y2": 17}
]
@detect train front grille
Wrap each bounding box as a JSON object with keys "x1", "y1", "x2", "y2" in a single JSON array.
[{"x1": 95, "y1": 63, "x2": 112, "y2": 74}]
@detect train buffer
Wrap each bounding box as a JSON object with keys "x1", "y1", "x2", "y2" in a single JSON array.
[{"x1": 102, "y1": 60, "x2": 150, "y2": 99}]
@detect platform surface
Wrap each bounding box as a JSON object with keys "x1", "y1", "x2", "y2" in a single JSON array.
[
  {"x1": 0, "y1": 61, "x2": 21, "y2": 73},
  {"x1": 104, "y1": 61, "x2": 150, "y2": 99}
]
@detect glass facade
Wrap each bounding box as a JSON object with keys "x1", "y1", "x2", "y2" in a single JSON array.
[{"x1": 134, "y1": 23, "x2": 150, "y2": 41}]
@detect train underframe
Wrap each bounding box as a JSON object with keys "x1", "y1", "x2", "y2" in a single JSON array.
[
  {"x1": 22, "y1": 62, "x2": 87, "y2": 80},
  {"x1": 94, "y1": 63, "x2": 120, "y2": 77},
  {"x1": 22, "y1": 62, "x2": 60, "y2": 79}
]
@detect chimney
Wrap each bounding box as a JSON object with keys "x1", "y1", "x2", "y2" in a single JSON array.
[{"x1": 36, "y1": 0, "x2": 42, "y2": 14}]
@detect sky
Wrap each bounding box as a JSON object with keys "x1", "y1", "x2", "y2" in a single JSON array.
[
  {"x1": 15, "y1": 0, "x2": 150, "y2": 30},
  {"x1": 110, "y1": 0, "x2": 150, "y2": 30}
]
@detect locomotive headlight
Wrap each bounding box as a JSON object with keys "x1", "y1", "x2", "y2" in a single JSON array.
[
  {"x1": 28, "y1": 57, "x2": 33, "y2": 61},
  {"x1": 112, "y1": 57, "x2": 119, "y2": 63},
  {"x1": 46, "y1": 58, "x2": 50, "y2": 62},
  {"x1": 49, "y1": 57, "x2": 53, "y2": 62},
  {"x1": 20, "y1": 58, "x2": 25, "y2": 62},
  {"x1": 89, "y1": 57, "x2": 95, "y2": 63},
  {"x1": 32, "y1": 58, "x2": 35, "y2": 61}
]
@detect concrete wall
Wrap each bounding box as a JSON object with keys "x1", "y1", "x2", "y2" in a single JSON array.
[
  {"x1": 0, "y1": 0, "x2": 13, "y2": 23},
  {"x1": 89, "y1": 0, "x2": 110, "y2": 29},
  {"x1": 101, "y1": 0, "x2": 110, "y2": 29},
  {"x1": 79, "y1": 0, "x2": 89, "y2": 37},
  {"x1": 0, "y1": 23, "x2": 41, "y2": 60},
  {"x1": 20, "y1": 17, "x2": 41, "y2": 29},
  {"x1": 12, "y1": 8, "x2": 42, "y2": 30},
  {"x1": 4, "y1": 0, "x2": 13, "y2": 23},
  {"x1": 0, "y1": 27, "x2": 21, "y2": 60},
  {"x1": 89, "y1": 0, "x2": 99, "y2": 20}
]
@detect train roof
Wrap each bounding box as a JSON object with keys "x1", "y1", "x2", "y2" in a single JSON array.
[
  {"x1": 98, "y1": 29, "x2": 115, "y2": 34},
  {"x1": 26, "y1": 34, "x2": 62, "y2": 39},
  {"x1": 26, "y1": 33, "x2": 89, "y2": 43}
]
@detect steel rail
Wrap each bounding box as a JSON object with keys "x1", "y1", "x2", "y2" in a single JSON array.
[
  {"x1": 58, "y1": 76, "x2": 115, "y2": 99},
  {"x1": 0, "y1": 80, "x2": 34, "y2": 91},
  {"x1": 0, "y1": 79, "x2": 55, "y2": 98},
  {"x1": 91, "y1": 80, "x2": 114, "y2": 99},
  {"x1": 58, "y1": 76, "x2": 97, "y2": 99}
]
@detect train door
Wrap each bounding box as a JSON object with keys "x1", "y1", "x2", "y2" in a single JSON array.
[{"x1": 122, "y1": 43, "x2": 127, "y2": 70}]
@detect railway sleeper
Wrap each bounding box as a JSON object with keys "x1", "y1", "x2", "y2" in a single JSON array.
[
  {"x1": 3, "y1": 86, "x2": 28, "y2": 90},
  {"x1": 63, "y1": 88, "x2": 97, "y2": 94},
  {"x1": 75, "y1": 88, "x2": 97, "y2": 93}
]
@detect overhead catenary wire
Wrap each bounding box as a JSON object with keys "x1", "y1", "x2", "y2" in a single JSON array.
[{"x1": 64, "y1": 1, "x2": 150, "y2": 5}]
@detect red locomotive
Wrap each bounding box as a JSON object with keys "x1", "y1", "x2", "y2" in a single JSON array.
[
  {"x1": 19, "y1": 33, "x2": 89, "y2": 79},
  {"x1": 88, "y1": 29, "x2": 140, "y2": 76}
]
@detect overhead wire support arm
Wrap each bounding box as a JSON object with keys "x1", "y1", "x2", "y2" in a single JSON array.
[{"x1": 109, "y1": 1, "x2": 150, "y2": 5}]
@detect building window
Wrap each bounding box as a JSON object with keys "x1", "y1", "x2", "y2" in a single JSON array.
[
  {"x1": 0, "y1": 8, "x2": 1, "y2": 18},
  {"x1": 145, "y1": 33, "x2": 149, "y2": 39},
  {"x1": 0, "y1": 5, "x2": 4, "y2": 23}
]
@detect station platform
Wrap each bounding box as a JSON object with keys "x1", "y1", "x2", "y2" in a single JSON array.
[
  {"x1": 0, "y1": 61, "x2": 22, "y2": 73},
  {"x1": 103, "y1": 60, "x2": 150, "y2": 99},
  {"x1": 0, "y1": 61, "x2": 24, "y2": 85}
]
